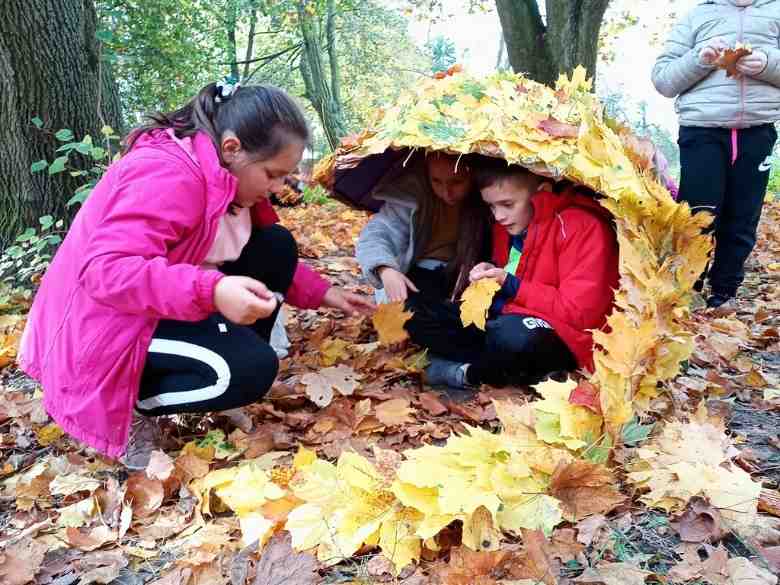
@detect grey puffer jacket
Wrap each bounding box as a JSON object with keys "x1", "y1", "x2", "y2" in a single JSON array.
[
  {"x1": 355, "y1": 167, "x2": 429, "y2": 289},
  {"x1": 652, "y1": 0, "x2": 780, "y2": 128}
]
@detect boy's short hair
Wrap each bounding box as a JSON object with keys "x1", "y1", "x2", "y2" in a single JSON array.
[{"x1": 474, "y1": 159, "x2": 542, "y2": 193}]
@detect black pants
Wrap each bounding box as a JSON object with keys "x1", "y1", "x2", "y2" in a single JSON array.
[
  {"x1": 404, "y1": 266, "x2": 576, "y2": 386},
  {"x1": 136, "y1": 225, "x2": 297, "y2": 416},
  {"x1": 678, "y1": 124, "x2": 777, "y2": 296}
]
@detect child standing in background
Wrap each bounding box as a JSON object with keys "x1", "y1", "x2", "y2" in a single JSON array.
[{"x1": 652, "y1": 0, "x2": 780, "y2": 308}]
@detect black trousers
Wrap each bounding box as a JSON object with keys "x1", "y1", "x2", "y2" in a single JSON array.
[
  {"x1": 136, "y1": 225, "x2": 297, "y2": 416},
  {"x1": 404, "y1": 266, "x2": 576, "y2": 386},
  {"x1": 678, "y1": 124, "x2": 777, "y2": 296}
]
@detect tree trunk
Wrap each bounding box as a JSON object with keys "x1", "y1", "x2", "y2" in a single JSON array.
[
  {"x1": 0, "y1": 0, "x2": 122, "y2": 246},
  {"x1": 495, "y1": 0, "x2": 610, "y2": 87},
  {"x1": 297, "y1": 0, "x2": 347, "y2": 150}
]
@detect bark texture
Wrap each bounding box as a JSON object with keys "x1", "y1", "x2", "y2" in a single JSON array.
[
  {"x1": 495, "y1": 0, "x2": 610, "y2": 87},
  {"x1": 298, "y1": 0, "x2": 346, "y2": 150},
  {"x1": 0, "y1": 0, "x2": 122, "y2": 245}
]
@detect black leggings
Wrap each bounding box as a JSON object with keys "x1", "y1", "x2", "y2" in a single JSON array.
[
  {"x1": 136, "y1": 225, "x2": 297, "y2": 416},
  {"x1": 678, "y1": 124, "x2": 777, "y2": 296},
  {"x1": 404, "y1": 266, "x2": 576, "y2": 386}
]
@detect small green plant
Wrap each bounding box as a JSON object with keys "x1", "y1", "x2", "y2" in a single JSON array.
[
  {"x1": 0, "y1": 215, "x2": 66, "y2": 286},
  {"x1": 29, "y1": 118, "x2": 120, "y2": 207},
  {"x1": 0, "y1": 120, "x2": 120, "y2": 292},
  {"x1": 302, "y1": 183, "x2": 333, "y2": 205}
]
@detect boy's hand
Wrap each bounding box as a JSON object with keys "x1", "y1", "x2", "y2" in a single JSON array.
[
  {"x1": 322, "y1": 287, "x2": 375, "y2": 316},
  {"x1": 214, "y1": 276, "x2": 277, "y2": 324},
  {"x1": 736, "y1": 50, "x2": 768, "y2": 76},
  {"x1": 699, "y1": 37, "x2": 728, "y2": 65},
  {"x1": 378, "y1": 266, "x2": 419, "y2": 302},
  {"x1": 469, "y1": 262, "x2": 508, "y2": 285}
]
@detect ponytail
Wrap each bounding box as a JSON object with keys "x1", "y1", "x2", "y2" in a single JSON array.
[{"x1": 124, "y1": 82, "x2": 309, "y2": 160}]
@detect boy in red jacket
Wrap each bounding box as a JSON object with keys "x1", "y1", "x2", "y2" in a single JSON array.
[{"x1": 410, "y1": 161, "x2": 619, "y2": 389}]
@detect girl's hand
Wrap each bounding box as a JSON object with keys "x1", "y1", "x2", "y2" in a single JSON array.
[
  {"x1": 322, "y1": 287, "x2": 375, "y2": 316},
  {"x1": 378, "y1": 266, "x2": 419, "y2": 302},
  {"x1": 699, "y1": 37, "x2": 728, "y2": 66},
  {"x1": 736, "y1": 50, "x2": 768, "y2": 77},
  {"x1": 214, "y1": 276, "x2": 277, "y2": 324},
  {"x1": 469, "y1": 262, "x2": 508, "y2": 285}
]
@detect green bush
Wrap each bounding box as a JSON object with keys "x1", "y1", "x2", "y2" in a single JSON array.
[{"x1": 0, "y1": 121, "x2": 119, "y2": 298}]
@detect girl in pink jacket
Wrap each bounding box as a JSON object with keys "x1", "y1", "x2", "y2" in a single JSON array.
[{"x1": 19, "y1": 82, "x2": 373, "y2": 468}]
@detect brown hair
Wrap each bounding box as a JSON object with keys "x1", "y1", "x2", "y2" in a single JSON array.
[
  {"x1": 412, "y1": 152, "x2": 492, "y2": 299},
  {"x1": 123, "y1": 82, "x2": 309, "y2": 159},
  {"x1": 474, "y1": 158, "x2": 543, "y2": 194}
]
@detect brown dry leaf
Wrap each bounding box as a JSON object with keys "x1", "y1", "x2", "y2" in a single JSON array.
[
  {"x1": 433, "y1": 546, "x2": 513, "y2": 585},
  {"x1": 418, "y1": 391, "x2": 449, "y2": 416},
  {"x1": 549, "y1": 528, "x2": 586, "y2": 563},
  {"x1": 508, "y1": 529, "x2": 559, "y2": 585},
  {"x1": 538, "y1": 117, "x2": 579, "y2": 138},
  {"x1": 372, "y1": 301, "x2": 413, "y2": 345},
  {"x1": 147, "y1": 567, "x2": 193, "y2": 585},
  {"x1": 573, "y1": 561, "x2": 652, "y2": 585},
  {"x1": 549, "y1": 460, "x2": 626, "y2": 521},
  {"x1": 717, "y1": 46, "x2": 753, "y2": 78},
  {"x1": 0, "y1": 537, "x2": 48, "y2": 585},
  {"x1": 375, "y1": 398, "x2": 415, "y2": 427},
  {"x1": 460, "y1": 279, "x2": 500, "y2": 330},
  {"x1": 726, "y1": 556, "x2": 777, "y2": 585},
  {"x1": 462, "y1": 505, "x2": 502, "y2": 551},
  {"x1": 575, "y1": 514, "x2": 608, "y2": 547},
  {"x1": 73, "y1": 550, "x2": 128, "y2": 584},
  {"x1": 254, "y1": 531, "x2": 318, "y2": 585},
  {"x1": 66, "y1": 525, "x2": 117, "y2": 551},
  {"x1": 759, "y1": 545, "x2": 780, "y2": 573},
  {"x1": 146, "y1": 450, "x2": 175, "y2": 481},
  {"x1": 672, "y1": 496, "x2": 724, "y2": 543},
  {"x1": 175, "y1": 453, "x2": 211, "y2": 483},
  {"x1": 301, "y1": 364, "x2": 360, "y2": 407},
  {"x1": 126, "y1": 472, "x2": 165, "y2": 518}
]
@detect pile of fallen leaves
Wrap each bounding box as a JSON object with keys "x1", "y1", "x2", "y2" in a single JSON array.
[{"x1": 1, "y1": 199, "x2": 778, "y2": 584}]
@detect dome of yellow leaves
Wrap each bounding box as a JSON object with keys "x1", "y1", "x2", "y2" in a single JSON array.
[{"x1": 315, "y1": 67, "x2": 713, "y2": 432}]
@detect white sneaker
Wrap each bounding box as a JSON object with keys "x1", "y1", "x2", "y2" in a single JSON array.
[{"x1": 119, "y1": 412, "x2": 162, "y2": 471}]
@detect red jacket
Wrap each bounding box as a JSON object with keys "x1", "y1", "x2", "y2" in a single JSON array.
[{"x1": 492, "y1": 189, "x2": 619, "y2": 371}]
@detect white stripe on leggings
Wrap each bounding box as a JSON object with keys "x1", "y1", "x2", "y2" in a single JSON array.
[{"x1": 136, "y1": 338, "x2": 231, "y2": 411}]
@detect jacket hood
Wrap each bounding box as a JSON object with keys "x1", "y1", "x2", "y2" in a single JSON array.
[
  {"x1": 530, "y1": 187, "x2": 612, "y2": 223},
  {"x1": 129, "y1": 129, "x2": 237, "y2": 201}
]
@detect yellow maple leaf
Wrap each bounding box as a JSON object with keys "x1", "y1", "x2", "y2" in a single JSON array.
[
  {"x1": 36, "y1": 423, "x2": 63, "y2": 446},
  {"x1": 372, "y1": 301, "x2": 413, "y2": 345},
  {"x1": 319, "y1": 337, "x2": 351, "y2": 366},
  {"x1": 460, "y1": 279, "x2": 500, "y2": 330}
]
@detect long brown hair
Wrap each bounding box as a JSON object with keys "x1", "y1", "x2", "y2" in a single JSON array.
[
  {"x1": 412, "y1": 152, "x2": 492, "y2": 299},
  {"x1": 123, "y1": 82, "x2": 310, "y2": 160}
]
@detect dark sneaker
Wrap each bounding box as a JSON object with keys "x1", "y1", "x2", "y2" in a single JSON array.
[
  {"x1": 119, "y1": 412, "x2": 162, "y2": 471},
  {"x1": 706, "y1": 293, "x2": 735, "y2": 309},
  {"x1": 424, "y1": 356, "x2": 472, "y2": 390}
]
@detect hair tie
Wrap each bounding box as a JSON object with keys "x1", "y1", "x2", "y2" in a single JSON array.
[{"x1": 215, "y1": 76, "x2": 240, "y2": 104}]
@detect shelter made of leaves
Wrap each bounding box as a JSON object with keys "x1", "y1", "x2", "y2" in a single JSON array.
[{"x1": 314, "y1": 66, "x2": 713, "y2": 434}]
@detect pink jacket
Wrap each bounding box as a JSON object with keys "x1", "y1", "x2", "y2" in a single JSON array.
[{"x1": 19, "y1": 130, "x2": 330, "y2": 458}]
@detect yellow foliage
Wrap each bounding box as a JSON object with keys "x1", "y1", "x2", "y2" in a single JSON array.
[
  {"x1": 532, "y1": 379, "x2": 603, "y2": 450},
  {"x1": 372, "y1": 301, "x2": 413, "y2": 345},
  {"x1": 627, "y1": 416, "x2": 762, "y2": 527},
  {"x1": 460, "y1": 279, "x2": 501, "y2": 330}
]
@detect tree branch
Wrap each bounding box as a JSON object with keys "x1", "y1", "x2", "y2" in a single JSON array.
[
  {"x1": 242, "y1": 2, "x2": 259, "y2": 81},
  {"x1": 228, "y1": 42, "x2": 303, "y2": 66}
]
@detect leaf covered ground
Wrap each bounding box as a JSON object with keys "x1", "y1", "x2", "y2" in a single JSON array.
[{"x1": 0, "y1": 199, "x2": 779, "y2": 585}]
